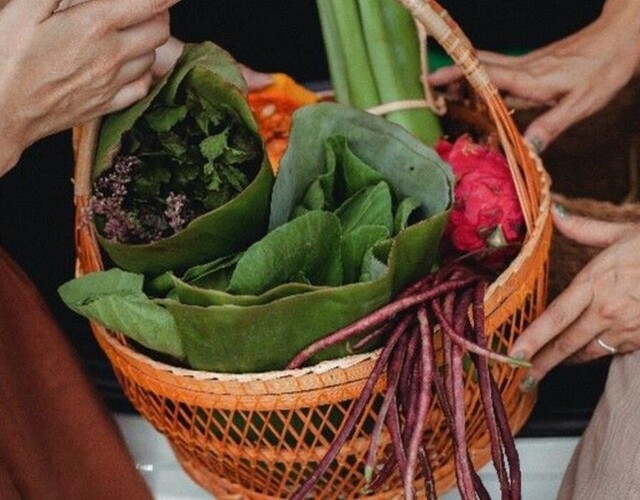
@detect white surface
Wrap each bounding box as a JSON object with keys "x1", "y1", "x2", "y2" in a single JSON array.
[{"x1": 116, "y1": 413, "x2": 580, "y2": 499}]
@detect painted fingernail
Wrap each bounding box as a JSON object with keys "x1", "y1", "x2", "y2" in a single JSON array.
[
  {"x1": 525, "y1": 136, "x2": 546, "y2": 155},
  {"x1": 511, "y1": 350, "x2": 527, "y2": 361},
  {"x1": 552, "y1": 202, "x2": 569, "y2": 219},
  {"x1": 519, "y1": 375, "x2": 538, "y2": 393}
]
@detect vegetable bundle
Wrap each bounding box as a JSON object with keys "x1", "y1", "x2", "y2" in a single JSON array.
[
  {"x1": 287, "y1": 263, "x2": 526, "y2": 499},
  {"x1": 317, "y1": 0, "x2": 442, "y2": 145},
  {"x1": 91, "y1": 42, "x2": 274, "y2": 275},
  {"x1": 60, "y1": 45, "x2": 454, "y2": 373}
]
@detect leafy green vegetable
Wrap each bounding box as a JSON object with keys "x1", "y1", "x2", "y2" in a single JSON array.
[
  {"x1": 61, "y1": 93, "x2": 454, "y2": 373},
  {"x1": 90, "y1": 43, "x2": 274, "y2": 275},
  {"x1": 227, "y1": 211, "x2": 344, "y2": 295},
  {"x1": 58, "y1": 270, "x2": 184, "y2": 360}
]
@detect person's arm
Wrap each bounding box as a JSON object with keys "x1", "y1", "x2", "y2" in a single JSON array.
[
  {"x1": 428, "y1": 0, "x2": 640, "y2": 152},
  {"x1": 0, "y1": 0, "x2": 180, "y2": 177},
  {"x1": 508, "y1": 206, "x2": 640, "y2": 391}
]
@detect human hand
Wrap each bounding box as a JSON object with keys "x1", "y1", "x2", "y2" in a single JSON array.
[
  {"x1": 0, "y1": 0, "x2": 180, "y2": 176},
  {"x1": 509, "y1": 205, "x2": 640, "y2": 391},
  {"x1": 151, "y1": 37, "x2": 273, "y2": 90},
  {"x1": 428, "y1": 1, "x2": 640, "y2": 152}
]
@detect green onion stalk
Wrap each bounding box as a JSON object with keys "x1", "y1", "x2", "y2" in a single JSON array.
[{"x1": 316, "y1": 0, "x2": 442, "y2": 146}]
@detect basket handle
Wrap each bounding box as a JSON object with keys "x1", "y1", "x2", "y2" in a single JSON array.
[
  {"x1": 73, "y1": 118, "x2": 100, "y2": 197},
  {"x1": 396, "y1": 0, "x2": 539, "y2": 232}
]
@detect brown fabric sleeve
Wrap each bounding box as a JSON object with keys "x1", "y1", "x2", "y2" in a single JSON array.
[{"x1": 0, "y1": 247, "x2": 152, "y2": 500}]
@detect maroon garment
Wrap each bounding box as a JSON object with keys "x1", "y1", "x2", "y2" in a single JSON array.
[{"x1": 0, "y1": 247, "x2": 152, "y2": 500}]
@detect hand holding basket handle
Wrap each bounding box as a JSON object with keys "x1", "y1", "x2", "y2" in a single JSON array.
[{"x1": 428, "y1": 0, "x2": 640, "y2": 151}]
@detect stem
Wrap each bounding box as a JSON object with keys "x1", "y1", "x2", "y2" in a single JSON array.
[
  {"x1": 359, "y1": 0, "x2": 442, "y2": 145},
  {"x1": 316, "y1": 0, "x2": 350, "y2": 103},
  {"x1": 327, "y1": 0, "x2": 380, "y2": 109},
  {"x1": 432, "y1": 301, "x2": 531, "y2": 368},
  {"x1": 287, "y1": 277, "x2": 477, "y2": 369},
  {"x1": 364, "y1": 332, "x2": 409, "y2": 483},
  {"x1": 471, "y1": 282, "x2": 510, "y2": 498},
  {"x1": 403, "y1": 308, "x2": 434, "y2": 499},
  {"x1": 291, "y1": 314, "x2": 410, "y2": 500},
  {"x1": 449, "y1": 331, "x2": 475, "y2": 499}
]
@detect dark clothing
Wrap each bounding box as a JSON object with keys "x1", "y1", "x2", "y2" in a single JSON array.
[{"x1": 0, "y1": 247, "x2": 152, "y2": 500}]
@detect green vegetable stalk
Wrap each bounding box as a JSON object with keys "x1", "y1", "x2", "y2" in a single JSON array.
[{"x1": 316, "y1": 0, "x2": 442, "y2": 146}]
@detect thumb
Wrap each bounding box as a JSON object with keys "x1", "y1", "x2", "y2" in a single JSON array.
[{"x1": 552, "y1": 204, "x2": 630, "y2": 248}]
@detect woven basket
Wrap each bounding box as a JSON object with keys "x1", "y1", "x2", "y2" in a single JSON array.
[
  {"x1": 71, "y1": 1, "x2": 552, "y2": 497},
  {"x1": 548, "y1": 193, "x2": 640, "y2": 301}
]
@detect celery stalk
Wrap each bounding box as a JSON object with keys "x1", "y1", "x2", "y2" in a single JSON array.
[
  {"x1": 315, "y1": 0, "x2": 442, "y2": 146},
  {"x1": 327, "y1": 0, "x2": 380, "y2": 110},
  {"x1": 358, "y1": 0, "x2": 441, "y2": 145},
  {"x1": 316, "y1": 0, "x2": 350, "y2": 104},
  {"x1": 372, "y1": 0, "x2": 442, "y2": 145}
]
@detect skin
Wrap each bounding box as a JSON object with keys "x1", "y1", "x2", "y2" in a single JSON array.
[
  {"x1": 428, "y1": 0, "x2": 640, "y2": 152},
  {"x1": 511, "y1": 206, "x2": 640, "y2": 390},
  {"x1": 0, "y1": 0, "x2": 273, "y2": 179},
  {"x1": 0, "y1": 0, "x2": 183, "y2": 176}
]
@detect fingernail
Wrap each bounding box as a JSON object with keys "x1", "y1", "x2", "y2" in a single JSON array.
[
  {"x1": 525, "y1": 136, "x2": 546, "y2": 155},
  {"x1": 511, "y1": 350, "x2": 527, "y2": 361},
  {"x1": 252, "y1": 72, "x2": 274, "y2": 88},
  {"x1": 552, "y1": 202, "x2": 569, "y2": 219},
  {"x1": 519, "y1": 375, "x2": 538, "y2": 393}
]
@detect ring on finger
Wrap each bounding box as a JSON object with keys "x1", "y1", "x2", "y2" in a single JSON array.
[{"x1": 596, "y1": 337, "x2": 617, "y2": 355}]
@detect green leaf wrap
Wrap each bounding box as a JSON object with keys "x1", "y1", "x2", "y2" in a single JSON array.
[{"x1": 93, "y1": 42, "x2": 274, "y2": 275}]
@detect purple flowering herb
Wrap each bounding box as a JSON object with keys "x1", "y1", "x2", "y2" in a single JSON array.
[{"x1": 164, "y1": 192, "x2": 191, "y2": 233}]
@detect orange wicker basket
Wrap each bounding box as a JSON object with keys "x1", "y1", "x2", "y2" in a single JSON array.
[{"x1": 71, "y1": 1, "x2": 552, "y2": 498}]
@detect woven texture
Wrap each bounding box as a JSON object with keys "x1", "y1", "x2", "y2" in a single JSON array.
[
  {"x1": 548, "y1": 194, "x2": 640, "y2": 301},
  {"x1": 71, "y1": 1, "x2": 552, "y2": 497}
]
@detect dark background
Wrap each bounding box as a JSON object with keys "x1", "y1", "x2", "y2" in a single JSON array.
[{"x1": 0, "y1": 0, "x2": 608, "y2": 435}]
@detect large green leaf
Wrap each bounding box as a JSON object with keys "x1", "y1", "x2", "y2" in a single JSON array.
[
  {"x1": 160, "y1": 105, "x2": 453, "y2": 372},
  {"x1": 93, "y1": 44, "x2": 274, "y2": 275},
  {"x1": 58, "y1": 270, "x2": 184, "y2": 360},
  {"x1": 227, "y1": 211, "x2": 344, "y2": 295},
  {"x1": 270, "y1": 102, "x2": 453, "y2": 231}
]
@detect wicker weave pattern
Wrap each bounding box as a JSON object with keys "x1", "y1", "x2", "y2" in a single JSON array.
[{"x1": 72, "y1": 1, "x2": 552, "y2": 497}]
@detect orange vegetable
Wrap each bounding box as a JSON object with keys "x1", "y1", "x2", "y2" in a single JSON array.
[{"x1": 248, "y1": 73, "x2": 318, "y2": 172}]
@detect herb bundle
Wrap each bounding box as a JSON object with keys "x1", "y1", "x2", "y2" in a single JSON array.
[
  {"x1": 89, "y1": 43, "x2": 274, "y2": 275},
  {"x1": 91, "y1": 89, "x2": 260, "y2": 244}
]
